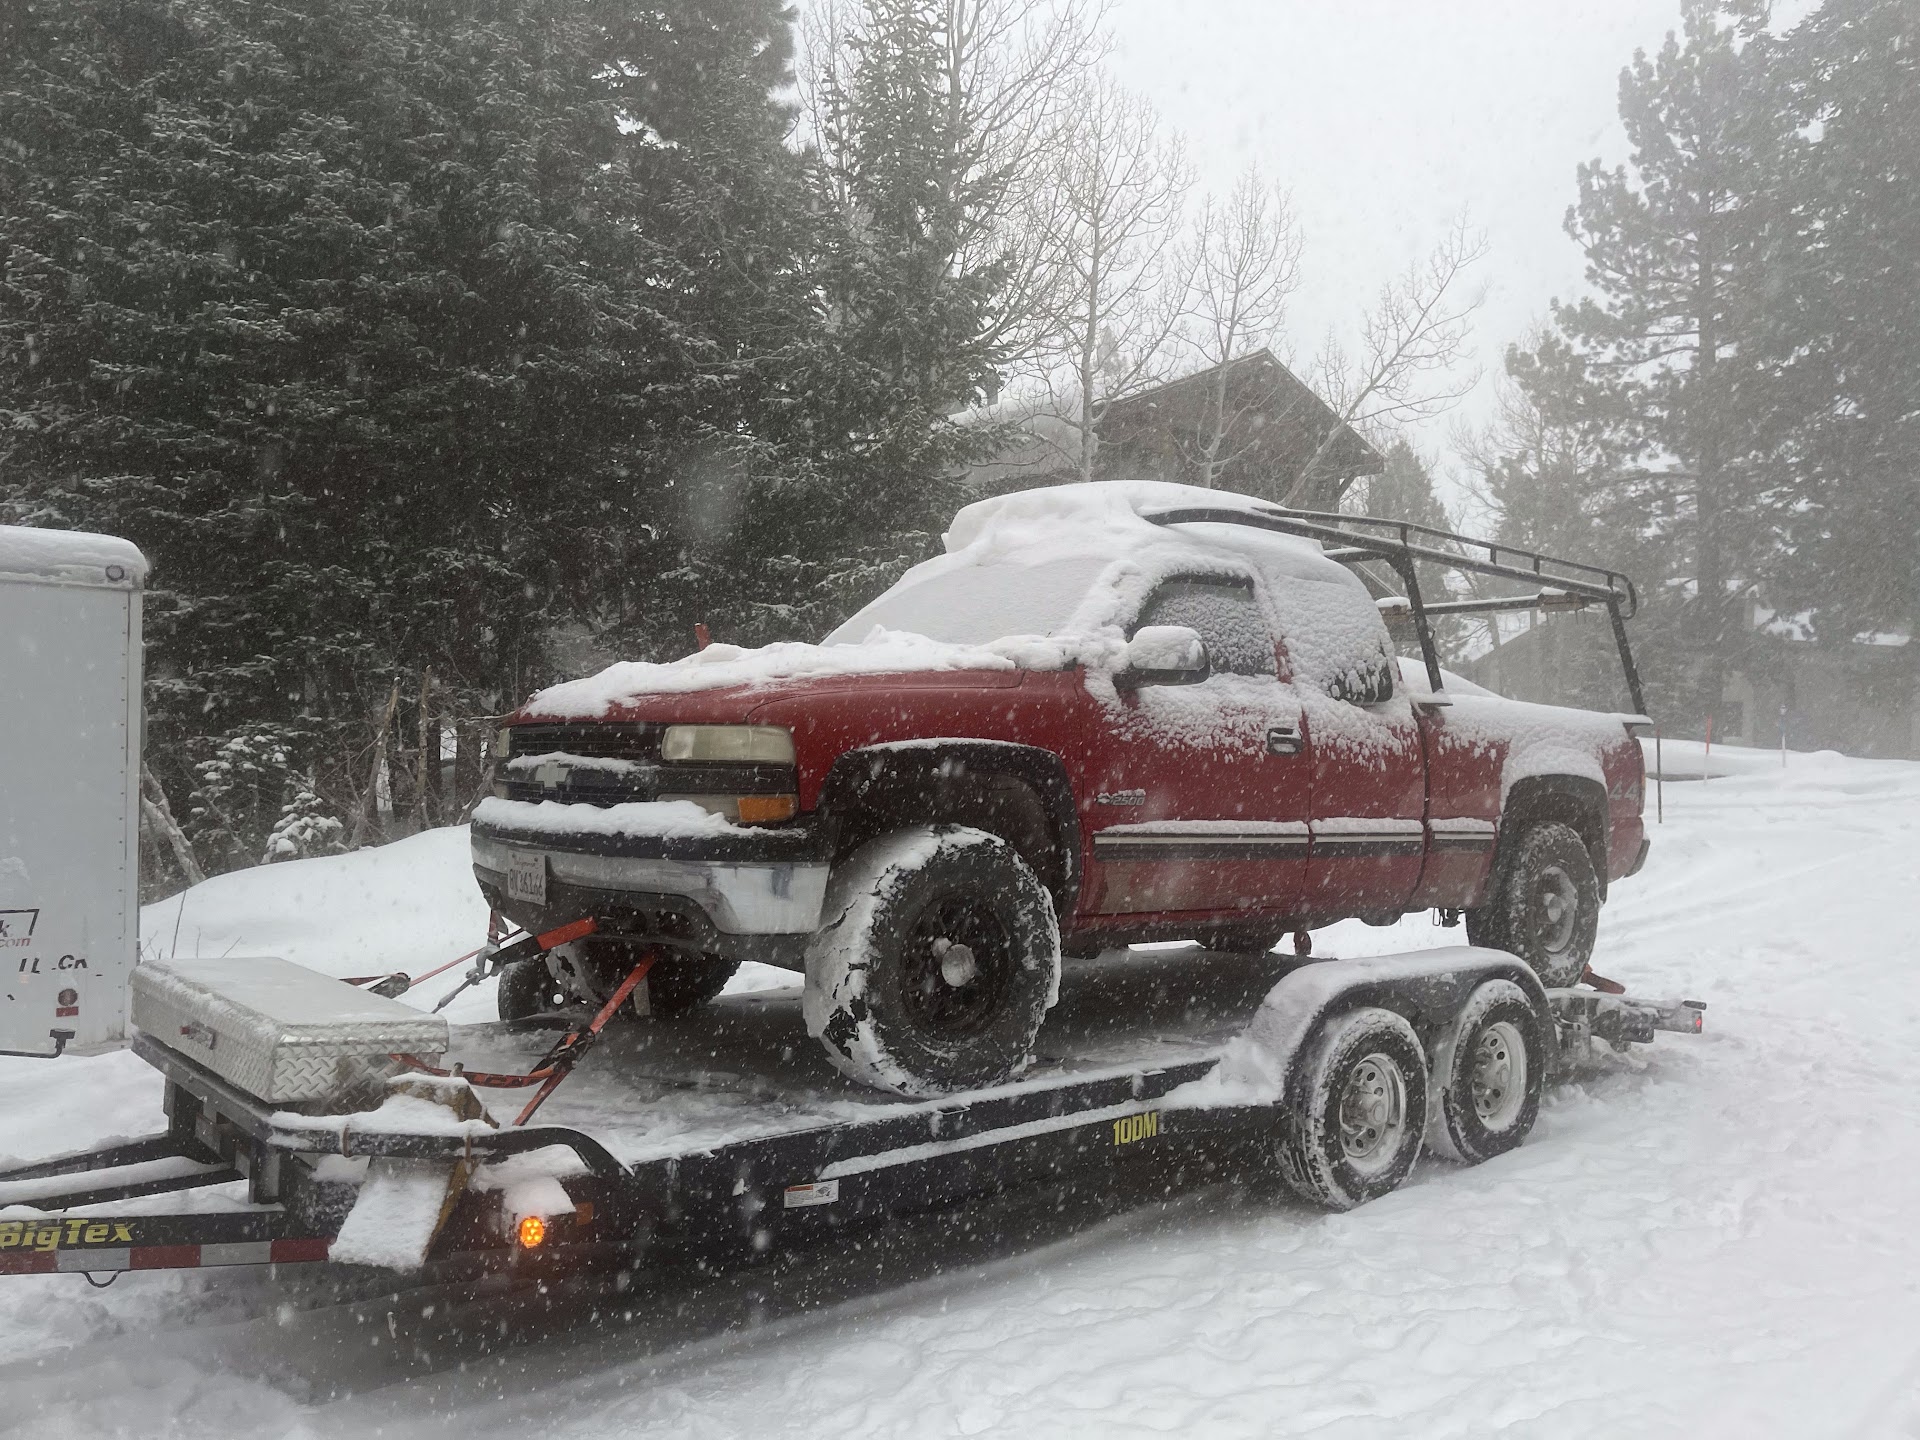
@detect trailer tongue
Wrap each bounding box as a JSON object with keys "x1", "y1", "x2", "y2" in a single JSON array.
[{"x1": 0, "y1": 939, "x2": 1702, "y2": 1284}]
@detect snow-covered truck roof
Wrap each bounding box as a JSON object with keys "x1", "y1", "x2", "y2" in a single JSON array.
[
  {"x1": 0, "y1": 525, "x2": 148, "y2": 590},
  {"x1": 526, "y1": 483, "x2": 1379, "y2": 719},
  {"x1": 828, "y1": 480, "x2": 1364, "y2": 648}
]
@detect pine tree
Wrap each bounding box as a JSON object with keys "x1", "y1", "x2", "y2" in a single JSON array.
[
  {"x1": 1, "y1": 0, "x2": 829, "y2": 869},
  {"x1": 1752, "y1": 0, "x2": 1920, "y2": 662},
  {"x1": 1528, "y1": 0, "x2": 1785, "y2": 722}
]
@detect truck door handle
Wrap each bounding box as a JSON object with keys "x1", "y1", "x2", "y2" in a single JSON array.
[{"x1": 1266, "y1": 724, "x2": 1303, "y2": 756}]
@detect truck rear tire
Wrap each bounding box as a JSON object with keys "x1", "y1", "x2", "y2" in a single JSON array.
[
  {"x1": 580, "y1": 939, "x2": 740, "y2": 1018},
  {"x1": 1425, "y1": 979, "x2": 1546, "y2": 1165},
  {"x1": 497, "y1": 957, "x2": 567, "y2": 1021},
  {"x1": 803, "y1": 825, "x2": 1061, "y2": 1097},
  {"x1": 1467, "y1": 821, "x2": 1599, "y2": 988},
  {"x1": 1274, "y1": 1006, "x2": 1428, "y2": 1211}
]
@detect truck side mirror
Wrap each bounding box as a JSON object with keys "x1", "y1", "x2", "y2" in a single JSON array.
[{"x1": 1117, "y1": 625, "x2": 1210, "y2": 689}]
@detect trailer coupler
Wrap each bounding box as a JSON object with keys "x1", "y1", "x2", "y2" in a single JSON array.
[{"x1": 1547, "y1": 987, "x2": 1705, "y2": 1051}]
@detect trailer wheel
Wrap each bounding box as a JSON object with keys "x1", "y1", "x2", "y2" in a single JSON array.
[
  {"x1": 1467, "y1": 821, "x2": 1599, "y2": 988},
  {"x1": 1425, "y1": 979, "x2": 1546, "y2": 1165},
  {"x1": 1275, "y1": 1007, "x2": 1429, "y2": 1211},
  {"x1": 803, "y1": 825, "x2": 1060, "y2": 1097},
  {"x1": 496, "y1": 957, "x2": 567, "y2": 1021}
]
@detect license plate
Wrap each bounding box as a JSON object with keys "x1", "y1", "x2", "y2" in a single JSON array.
[{"x1": 505, "y1": 851, "x2": 548, "y2": 906}]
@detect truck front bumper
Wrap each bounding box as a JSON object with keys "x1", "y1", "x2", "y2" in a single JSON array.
[{"x1": 468, "y1": 813, "x2": 832, "y2": 950}]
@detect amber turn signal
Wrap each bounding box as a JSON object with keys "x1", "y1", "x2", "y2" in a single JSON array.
[
  {"x1": 734, "y1": 794, "x2": 798, "y2": 824},
  {"x1": 517, "y1": 1214, "x2": 547, "y2": 1249}
]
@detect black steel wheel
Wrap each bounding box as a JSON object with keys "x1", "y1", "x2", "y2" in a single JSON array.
[
  {"x1": 804, "y1": 825, "x2": 1061, "y2": 1097},
  {"x1": 897, "y1": 895, "x2": 1017, "y2": 1040},
  {"x1": 1467, "y1": 821, "x2": 1600, "y2": 988}
]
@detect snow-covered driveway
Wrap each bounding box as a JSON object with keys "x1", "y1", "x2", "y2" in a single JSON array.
[{"x1": 2, "y1": 746, "x2": 1918, "y2": 1438}]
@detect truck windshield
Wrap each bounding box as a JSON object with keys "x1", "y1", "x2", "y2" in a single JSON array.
[{"x1": 825, "y1": 557, "x2": 1109, "y2": 646}]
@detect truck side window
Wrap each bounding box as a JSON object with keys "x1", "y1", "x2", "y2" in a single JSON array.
[
  {"x1": 1132, "y1": 577, "x2": 1277, "y2": 677},
  {"x1": 1265, "y1": 573, "x2": 1398, "y2": 704},
  {"x1": 1326, "y1": 644, "x2": 1397, "y2": 705}
]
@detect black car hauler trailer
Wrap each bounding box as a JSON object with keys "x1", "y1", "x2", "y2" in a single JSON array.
[
  {"x1": 0, "y1": 931, "x2": 1702, "y2": 1286},
  {"x1": 0, "y1": 519, "x2": 1699, "y2": 1290}
]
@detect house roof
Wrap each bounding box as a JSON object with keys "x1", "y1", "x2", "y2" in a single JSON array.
[{"x1": 965, "y1": 351, "x2": 1384, "y2": 502}]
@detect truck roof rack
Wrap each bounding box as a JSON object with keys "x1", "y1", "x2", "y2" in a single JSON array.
[{"x1": 1141, "y1": 504, "x2": 1647, "y2": 716}]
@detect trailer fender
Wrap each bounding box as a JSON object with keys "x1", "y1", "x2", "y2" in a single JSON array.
[{"x1": 1171, "y1": 947, "x2": 1549, "y2": 1116}]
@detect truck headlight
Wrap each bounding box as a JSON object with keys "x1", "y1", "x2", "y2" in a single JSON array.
[
  {"x1": 493, "y1": 727, "x2": 514, "y2": 760},
  {"x1": 660, "y1": 725, "x2": 795, "y2": 765}
]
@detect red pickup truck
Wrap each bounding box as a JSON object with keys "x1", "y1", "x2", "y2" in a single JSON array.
[{"x1": 472, "y1": 482, "x2": 1650, "y2": 1096}]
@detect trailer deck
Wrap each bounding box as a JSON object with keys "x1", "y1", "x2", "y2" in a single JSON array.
[{"x1": 0, "y1": 943, "x2": 1702, "y2": 1284}]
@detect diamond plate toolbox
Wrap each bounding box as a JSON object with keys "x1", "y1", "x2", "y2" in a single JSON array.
[{"x1": 132, "y1": 955, "x2": 449, "y2": 1105}]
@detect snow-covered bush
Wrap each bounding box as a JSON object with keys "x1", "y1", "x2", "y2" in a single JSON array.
[
  {"x1": 262, "y1": 776, "x2": 346, "y2": 864},
  {"x1": 189, "y1": 726, "x2": 342, "y2": 872}
]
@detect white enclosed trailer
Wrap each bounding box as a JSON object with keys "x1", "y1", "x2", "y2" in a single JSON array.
[{"x1": 0, "y1": 525, "x2": 147, "y2": 1056}]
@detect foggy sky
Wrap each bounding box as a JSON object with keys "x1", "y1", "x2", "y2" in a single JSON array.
[{"x1": 1107, "y1": 0, "x2": 1810, "y2": 496}]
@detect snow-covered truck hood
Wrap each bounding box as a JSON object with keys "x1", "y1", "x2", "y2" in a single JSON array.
[{"x1": 514, "y1": 634, "x2": 1033, "y2": 723}]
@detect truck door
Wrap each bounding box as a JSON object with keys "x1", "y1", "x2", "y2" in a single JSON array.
[
  {"x1": 1273, "y1": 577, "x2": 1428, "y2": 915},
  {"x1": 1082, "y1": 574, "x2": 1312, "y2": 918}
]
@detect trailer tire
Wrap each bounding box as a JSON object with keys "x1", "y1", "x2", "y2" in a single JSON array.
[
  {"x1": 804, "y1": 825, "x2": 1060, "y2": 1097},
  {"x1": 1275, "y1": 1006, "x2": 1428, "y2": 1211},
  {"x1": 1467, "y1": 821, "x2": 1599, "y2": 988},
  {"x1": 496, "y1": 957, "x2": 566, "y2": 1021},
  {"x1": 1425, "y1": 979, "x2": 1546, "y2": 1165}
]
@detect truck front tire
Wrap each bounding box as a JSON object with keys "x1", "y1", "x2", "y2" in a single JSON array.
[
  {"x1": 803, "y1": 825, "x2": 1061, "y2": 1097},
  {"x1": 1467, "y1": 821, "x2": 1600, "y2": 988}
]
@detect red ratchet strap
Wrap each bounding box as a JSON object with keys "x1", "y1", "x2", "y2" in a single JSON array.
[
  {"x1": 391, "y1": 946, "x2": 656, "y2": 1128},
  {"x1": 346, "y1": 917, "x2": 600, "y2": 993},
  {"x1": 341, "y1": 946, "x2": 481, "y2": 990}
]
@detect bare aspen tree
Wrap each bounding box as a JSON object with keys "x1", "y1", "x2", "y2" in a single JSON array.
[
  {"x1": 800, "y1": 0, "x2": 1105, "y2": 374},
  {"x1": 1030, "y1": 76, "x2": 1193, "y2": 482},
  {"x1": 1289, "y1": 217, "x2": 1489, "y2": 509},
  {"x1": 1178, "y1": 167, "x2": 1303, "y2": 487}
]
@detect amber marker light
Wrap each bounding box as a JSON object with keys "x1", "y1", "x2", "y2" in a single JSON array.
[
  {"x1": 735, "y1": 794, "x2": 799, "y2": 824},
  {"x1": 517, "y1": 1215, "x2": 547, "y2": 1250}
]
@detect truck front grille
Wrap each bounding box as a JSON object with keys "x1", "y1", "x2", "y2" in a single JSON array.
[
  {"x1": 493, "y1": 723, "x2": 792, "y2": 807},
  {"x1": 496, "y1": 724, "x2": 665, "y2": 804}
]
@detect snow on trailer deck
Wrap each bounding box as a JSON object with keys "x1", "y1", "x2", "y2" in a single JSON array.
[
  {"x1": 3, "y1": 747, "x2": 1919, "y2": 1438},
  {"x1": 439, "y1": 943, "x2": 1282, "y2": 1167}
]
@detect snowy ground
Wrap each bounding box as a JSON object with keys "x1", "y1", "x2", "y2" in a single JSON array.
[{"x1": 3, "y1": 745, "x2": 1920, "y2": 1438}]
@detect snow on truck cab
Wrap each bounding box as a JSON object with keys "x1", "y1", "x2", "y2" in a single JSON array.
[{"x1": 471, "y1": 481, "x2": 1653, "y2": 1097}]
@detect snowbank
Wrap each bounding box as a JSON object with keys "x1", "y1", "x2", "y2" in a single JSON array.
[{"x1": 139, "y1": 826, "x2": 496, "y2": 1018}]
